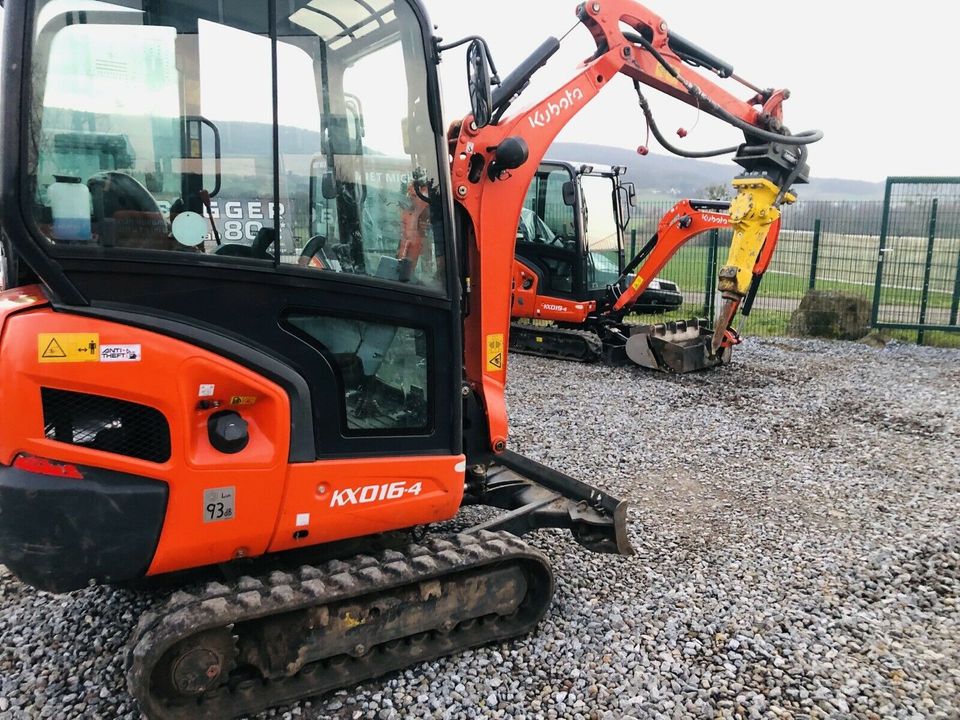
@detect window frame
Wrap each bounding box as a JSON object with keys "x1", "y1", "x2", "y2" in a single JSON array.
[
  {"x1": 283, "y1": 307, "x2": 436, "y2": 438},
  {"x1": 14, "y1": 0, "x2": 456, "y2": 303}
]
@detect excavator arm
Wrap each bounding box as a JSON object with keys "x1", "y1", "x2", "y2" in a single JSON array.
[
  {"x1": 611, "y1": 199, "x2": 732, "y2": 314},
  {"x1": 450, "y1": 0, "x2": 820, "y2": 453}
]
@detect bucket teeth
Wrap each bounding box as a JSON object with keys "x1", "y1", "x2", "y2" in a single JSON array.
[{"x1": 625, "y1": 317, "x2": 727, "y2": 373}]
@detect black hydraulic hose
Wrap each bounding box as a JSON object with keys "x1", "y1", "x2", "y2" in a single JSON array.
[
  {"x1": 634, "y1": 81, "x2": 740, "y2": 158},
  {"x1": 629, "y1": 32, "x2": 823, "y2": 147},
  {"x1": 773, "y1": 143, "x2": 809, "y2": 205}
]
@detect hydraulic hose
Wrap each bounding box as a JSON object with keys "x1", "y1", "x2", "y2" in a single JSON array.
[
  {"x1": 634, "y1": 81, "x2": 740, "y2": 158},
  {"x1": 628, "y1": 32, "x2": 823, "y2": 147}
]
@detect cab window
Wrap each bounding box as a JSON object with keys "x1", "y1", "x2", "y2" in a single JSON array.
[{"x1": 28, "y1": 0, "x2": 447, "y2": 295}]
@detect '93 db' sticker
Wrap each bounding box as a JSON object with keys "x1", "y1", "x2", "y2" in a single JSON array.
[{"x1": 203, "y1": 487, "x2": 235, "y2": 523}]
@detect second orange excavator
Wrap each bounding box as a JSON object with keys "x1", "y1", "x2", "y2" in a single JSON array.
[{"x1": 510, "y1": 160, "x2": 766, "y2": 372}]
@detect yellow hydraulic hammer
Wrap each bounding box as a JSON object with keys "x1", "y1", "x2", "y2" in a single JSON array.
[{"x1": 711, "y1": 176, "x2": 795, "y2": 352}]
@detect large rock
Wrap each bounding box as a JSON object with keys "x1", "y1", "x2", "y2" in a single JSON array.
[{"x1": 788, "y1": 290, "x2": 872, "y2": 340}]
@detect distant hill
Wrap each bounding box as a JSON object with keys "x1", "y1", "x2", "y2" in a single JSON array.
[{"x1": 549, "y1": 142, "x2": 885, "y2": 201}]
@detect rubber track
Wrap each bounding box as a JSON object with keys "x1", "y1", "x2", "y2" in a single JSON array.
[
  {"x1": 509, "y1": 323, "x2": 604, "y2": 363},
  {"x1": 126, "y1": 530, "x2": 553, "y2": 720}
]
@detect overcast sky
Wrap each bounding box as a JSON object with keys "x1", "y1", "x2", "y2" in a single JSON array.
[{"x1": 425, "y1": 0, "x2": 956, "y2": 183}]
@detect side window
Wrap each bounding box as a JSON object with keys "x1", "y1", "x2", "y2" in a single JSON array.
[
  {"x1": 277, "y1": 20, "x2": 446, "y2": 293},
  {"x1": 580, "y1": 175, "x2": 621, "y2": 291},
  {"x1": 517, "y1": 167, "x2": 576, "y2": 248},
  {"x1": 29, "y1": 0, "x2": 449, "y2": 295},
  {"x1": 287, "y1": 314, "x2": 428, "y2": 433},
  {"x1": 542, "y1": 257, "x2": 574, "y2": 294},
  {"x1": 33, "y1": 23, "x2": 184, "y2": 250}
]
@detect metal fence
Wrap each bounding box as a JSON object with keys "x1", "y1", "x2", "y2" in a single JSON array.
[{"x1": 626, "y1": 180, "x2": 960, "y2": 347}]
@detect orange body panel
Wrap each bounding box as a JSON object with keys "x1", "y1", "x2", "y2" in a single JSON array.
[
  {"x1": 0, "y1": 298, "x2": 465, "y2": 577},
  {"x1": 268, "y1": 455, "x2": 465, "y2": 553},
  {"x1": 0, "y1": 286, "x2": 48, "y2": 331},
  {"x1": 511, "y1": 260, "x2": 594, "y2": 322}
]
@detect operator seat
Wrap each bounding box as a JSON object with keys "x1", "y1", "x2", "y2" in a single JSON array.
[
  {"x1": 87, "y1": 171, "x2": 172, "y2": 251},
  {"x1": 214, "y1": 226, "x2": 276, "y2": 259}
]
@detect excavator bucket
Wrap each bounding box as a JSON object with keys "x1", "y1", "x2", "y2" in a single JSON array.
[{"x1": 624, "y1": 318, "x2": 731, "y2": 373}]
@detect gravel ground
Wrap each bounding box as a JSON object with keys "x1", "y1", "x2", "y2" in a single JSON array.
[{"x1": 2, "y1": 336, "x2": 959, "y2": 720}]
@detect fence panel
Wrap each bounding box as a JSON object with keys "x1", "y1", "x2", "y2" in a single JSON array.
[
  {"x1": 871, "y1": 178, "x2": 960, "y2": 343},
  {"x1": 626, "y1": 181, "x2": 960, "y2": 346}
]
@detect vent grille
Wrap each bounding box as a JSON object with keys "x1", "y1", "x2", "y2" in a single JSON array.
[{"x1": 41, "y1": 388, "x2": 171, "y2": 464}]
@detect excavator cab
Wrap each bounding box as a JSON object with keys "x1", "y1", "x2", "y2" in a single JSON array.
[{"x1": 514, "y1": 161, "x2": 681, "y2": 315}]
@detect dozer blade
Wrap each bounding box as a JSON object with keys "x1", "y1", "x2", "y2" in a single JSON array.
[
  {"x1": 464, "y1": 450, "x2": 633, "y2": 557},
  {"x1": 624, "y1": 318, "x2": 731, "y2": 373}
]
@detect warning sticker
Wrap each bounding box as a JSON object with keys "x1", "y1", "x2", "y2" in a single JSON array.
[
  {"x1": 203, "y1": 487, "x2": 236, "y2": 523},
  {"x1": 486, "y1": 333, "x2": 505, "y2": 372},
  {"x1": 654, "y1": 62, "x2": 683, "y2": 89},
  {"x1": 230, "y1": 395, "x2": 258, "y2": 406},
  {"x1": 38, "y1": 333, "x2": 100, "y2": 363},
  {"x1": 100, "y1": 344, "x2": 142, "y2": 362},
  {"x1": 631, "y1": 275, "x2": 645, "y2": 292}
]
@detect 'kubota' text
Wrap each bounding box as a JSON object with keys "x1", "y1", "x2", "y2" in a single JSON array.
[{"x1": 528, "y1": 88, "x2": 585, "y2": 129}]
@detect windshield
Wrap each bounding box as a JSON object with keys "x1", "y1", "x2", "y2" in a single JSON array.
[
  {"x1": 580, "y1": 174, "x2": 620, "y2": 291},
  {"x1": 518, "y1": 165, "x2": 576, "y2": 247},
  {"x1": 27, "y1": 0, "x2": 447, "y2": 294}
]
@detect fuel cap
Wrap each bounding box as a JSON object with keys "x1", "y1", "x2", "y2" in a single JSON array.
[{"x1": 207, "y1": 410, "x2": 249, "y2": 454}]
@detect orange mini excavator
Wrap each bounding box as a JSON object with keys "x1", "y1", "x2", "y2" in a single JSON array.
[
  {"x1": 510, "y1": 160, "x2": 760, "y2": 372},
  {"x1": 0, "y1": 0, "x2": 818, "y2": 717}
]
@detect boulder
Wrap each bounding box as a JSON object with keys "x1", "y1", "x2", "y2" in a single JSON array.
[{"x1": 788, "y1": 290, "x2": 872, "y2": 341}]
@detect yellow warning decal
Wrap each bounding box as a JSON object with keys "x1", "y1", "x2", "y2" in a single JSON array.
[
  {"x1": 38, "y1": 333, "x2": 100, "y2": 363},
  {"x1": 631, "y1": 275, "x2": 645, "y2": 291},
  {"x1": 485, "y1": 333, "x2": 505, "y2": 372},
  {"x1": 654, "y1": 62, "x2": 683, "y2": 89},
  {"x1": 230, "y1": 395, "x2": 258, "y2": 406}
]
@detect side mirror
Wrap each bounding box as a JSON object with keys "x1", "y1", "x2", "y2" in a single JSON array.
[
  {"x1": 466, "y1": 39, "x2": 493, "y2": 129},
  {"x1": 321, "y1": 172, "x2": 338, "y2": 200},
  {"x1": 617, "y1": 182, "x2": 636, "y2": 231},
  {"x1": 562, "y1": 181, "x2": 577, "y2": 206}
]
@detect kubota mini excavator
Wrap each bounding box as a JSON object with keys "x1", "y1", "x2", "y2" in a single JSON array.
[
  {"x1": 0, "y1": 0, "x2": 819, "y2": 717},
  {"x1": 510, "y1": 160, "x2": 744, "y2": 372}
]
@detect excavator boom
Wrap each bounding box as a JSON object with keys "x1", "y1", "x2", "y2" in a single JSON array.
[
  {"x1": 612, "y1": 200, "x2": 731, "y2": 314},
  {"x1": 456, "y1": 0, "x2": 819, "y2": 412}
]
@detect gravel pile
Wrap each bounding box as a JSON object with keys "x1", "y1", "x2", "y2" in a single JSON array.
[{"x1": 2, "y1": 336, "x2": 959, "y2": 719}]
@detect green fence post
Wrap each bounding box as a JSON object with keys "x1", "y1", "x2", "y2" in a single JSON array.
[
  {"x1": 871, "y1": 179, "x2": 894, "y2": 328},
  {"x1": 704, "y1": 229, "x2": 719, "y2": 320},
  {"x1": 630, "y1": 228, "x2": 637, "y2": 261},
  {"x1": 951, "y1": 240, "x2": 960, "y2": 326},
  {"x1": 808, "y1": 219, "x2": 822, "y2": 291},
  {"x1": 917, "y1": 199, "x2": 939, "y2": 345}
]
